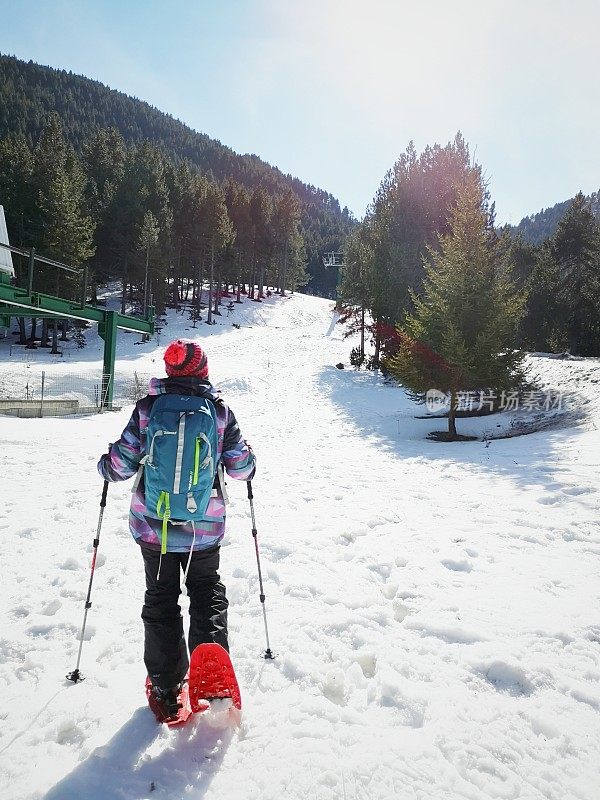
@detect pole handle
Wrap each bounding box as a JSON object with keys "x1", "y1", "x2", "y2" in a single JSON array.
[
  {"x1": 100, "y1": 479, "x2": 109, "y2": 508},
  {"x1": 247, "y1": 480, "x2": 253, "y2": 500},
  {"x1": 99, "y1": 443, "x2": 113, "y2": 507}
]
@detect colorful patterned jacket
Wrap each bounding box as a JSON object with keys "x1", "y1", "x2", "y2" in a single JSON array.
[{"x1": 97, "y1": 376, "x2": 256, "y2": 551}]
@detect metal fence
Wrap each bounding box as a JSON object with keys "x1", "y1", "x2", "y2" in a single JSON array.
[{"x1": 0, "y1": 366, "x2": 153, "y2": 413}]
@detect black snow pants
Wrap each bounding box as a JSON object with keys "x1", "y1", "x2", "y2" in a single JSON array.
[{"x1": 140, "y1": 544, "x2": 229, "y2": 691}]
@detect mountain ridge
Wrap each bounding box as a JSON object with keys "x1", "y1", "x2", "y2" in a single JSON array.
[
  {"x1": 509, "y1": 189, "x2": 599, "y2": 244},
  {"x1": 0, "y1": 53, "x2": 354, "y2": 294}
]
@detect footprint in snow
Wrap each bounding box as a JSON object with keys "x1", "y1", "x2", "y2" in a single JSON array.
[
  {"x1": 405, "y1": 621, "x2": 481, "y2": 645},
  {"x1": 40, "y1": 599, "x2": 62, "y2": 616},
  {"x1": 562, "y1": 486, "x2": 593, "y2": 496},
  {"x1": 441, "y1": 558, "x2": 473, "y2": 573},
  {"x1": 537, "y1": 495, "x2": 562, "y2": 505},
  {"x1": 26, "y1": 621, "x2": 78, "y2": 638},
  {"x1": 59, "y1": 557, "x2": 82, "y2": 571},
  {"x1": 49, "y1": 718, "x2": 87, "y2": 747},
  {"x1": 368, "y1": 562, "x2": 393, "y2": 581},
  {"x1": 393, "y1": 601, "x2": 411, "y2": 622},
  {"x1": 10, "y1": 605, "x2": 30, "y2": 619},
  {"x1": 474, "y1": 660, "x2": 535, "y2": 697}
]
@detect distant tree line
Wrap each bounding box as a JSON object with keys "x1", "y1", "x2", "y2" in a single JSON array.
[
  {"x1": 509, "y1": 191, "x2": 599, "y2": 245},
  {"x1": 339, "y1": 134, "x2": 600, "y2": 437},
  {"x1": 0, "y1": 113, "x2": 322, "y2": 344},
  {"x1": 0, "y1": 54, "x2": 355, "y2": 297}
]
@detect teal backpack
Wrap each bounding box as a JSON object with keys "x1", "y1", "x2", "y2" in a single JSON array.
[{"x1": 143, "y1": 393, "x2": 221, "y2": 553}]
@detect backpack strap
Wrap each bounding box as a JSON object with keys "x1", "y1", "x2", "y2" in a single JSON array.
[
  {"x1": 217, "y1": 461, "x2": 228, "y2": 504},
  {"x1": 156, "y1": 491, "x2": 171, "y2": 554},
  {"x1": 131, "y1": 455, "x2": 148, "y2": 494}
]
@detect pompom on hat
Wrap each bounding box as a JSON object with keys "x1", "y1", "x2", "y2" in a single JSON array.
[{"x1": 163, "y1": 339, "x2": 209, "y2": 379}]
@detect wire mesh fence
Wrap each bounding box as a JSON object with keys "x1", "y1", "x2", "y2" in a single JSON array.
[{"x1": 0, "y1": 366, "x2": 153, "y2": 414}]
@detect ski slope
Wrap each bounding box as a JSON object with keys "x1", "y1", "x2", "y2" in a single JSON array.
[{"x1": 1, "y1": 293, "x2": 599, "y2": 800}]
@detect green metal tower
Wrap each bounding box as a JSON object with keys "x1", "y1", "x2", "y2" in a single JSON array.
[{"x1": 0, "y1": 242, "x2": 154, "y2": 408}]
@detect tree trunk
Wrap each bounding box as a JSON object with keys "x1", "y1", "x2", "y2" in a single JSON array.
[
  {"x1": 448, "y1": 389, "x2": 458, "y2": 439},
  {"x1": 213, "y1": 271, "x2": 222, "y2": 314},
  {"x1": 51, "y1": 320, "x2": 60, "y2": 355},
  {"x1": 569, "y1": 313, "x2": 581, "y2": 355},
  {"x1": 121, "y1": 271, "x2": 127, "y2": 314},
  {"x1": 360, "y1": 303, "x2": 365, "y2": 361},
  {"x1": 374, "y1": 321, "x2": 381, "y2": 366},
  {"x1": 40, "y1": 318, "x2": 50, "y2": 347},
  {"x1": 61, "y1": 319, "x2": 68, "y2": 341},
  {"x1": 250, "y1": 236, "x2": 256, "y2": 299},
  {"x1": 30, "y1": 317, "x2": 38, "y2": 344},
  {"x1": 207, "y1": 243, "x2": 214, "y2": 325},
  {"x1": 280, "y1": 241, "x2": 288, "y2": 296},
  {"x1": 172, "y1": 276, "x2": 180, "y2": 308},
  {"x1": 18, "y1": 317, "x2": 26, "y2": 345}
]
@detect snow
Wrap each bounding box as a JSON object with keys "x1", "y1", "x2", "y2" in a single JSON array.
[{"x1": 1, "y1": 293, "x2": 599, "y2": 799}]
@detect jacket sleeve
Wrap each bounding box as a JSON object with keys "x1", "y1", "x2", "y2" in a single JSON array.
[
  {"x1": 97, "y1": 404, "x2": 143, "y2": 482},
  {"x1": 221, "y1": 406, "x2": 256, "y2": 481}
]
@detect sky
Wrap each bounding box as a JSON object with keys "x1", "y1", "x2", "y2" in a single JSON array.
[{"x1": 0, "y1": 0, "x2": 598, "y2": 223}]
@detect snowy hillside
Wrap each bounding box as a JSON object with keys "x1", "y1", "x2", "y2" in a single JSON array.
[{"x1": 1, "y1": 293, "x2": 599, "y2": 800}]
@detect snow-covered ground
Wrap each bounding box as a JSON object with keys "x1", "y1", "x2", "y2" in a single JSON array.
[{"x1": 1, "y1": 293, "x2": 599, "y2": 800}]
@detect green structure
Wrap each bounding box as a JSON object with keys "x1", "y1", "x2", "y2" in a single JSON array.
[{"x1": 0, "y1": 242, "x2": 154, "y2": 408}]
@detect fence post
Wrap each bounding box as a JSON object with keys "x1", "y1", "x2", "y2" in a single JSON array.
[
  {"x1": 40, "y1": 370, "x2": 45, "y2": 418},
  {"x1": 99, "y1": 310, "x2": 117, "y2": 410}
]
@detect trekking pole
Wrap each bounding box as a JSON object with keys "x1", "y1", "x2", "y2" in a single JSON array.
[
  {"x1": 247, "y1": 481, "x2": 275, "y2": 659},
  {"x1": 67, "y1": 477, "x2": 109, "y2": 683}
]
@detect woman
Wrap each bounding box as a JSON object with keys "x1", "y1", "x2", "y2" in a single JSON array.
[{"x1": 98, "y1": 339, "x2": 255, "y2": 717}]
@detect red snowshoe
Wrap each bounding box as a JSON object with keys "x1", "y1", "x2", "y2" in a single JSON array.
[
  {"x1": 188, "y1": 643, "x2": 242, "y2": 712},
  {"x1": 145, "y1": 677, "x2": 192, "y2": 726}
]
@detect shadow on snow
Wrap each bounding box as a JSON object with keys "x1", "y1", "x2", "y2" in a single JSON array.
[
  {"x1": 318, "y1": 364, "x2": 584, "y2": 490},
  {"x1": 43, "y1": 706, "x2": 233, "y2": 800}
]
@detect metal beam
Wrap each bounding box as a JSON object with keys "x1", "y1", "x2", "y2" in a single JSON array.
[
  {"x1": 0, "y1": 284, "x2": 154, "y2": 334},
  {"x1": 0, "y1": 282, "x2": 154, "y2": 411}
]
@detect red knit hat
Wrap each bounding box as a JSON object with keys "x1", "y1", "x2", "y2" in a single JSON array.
[{"x1": 163, "y1": 340, "x2": 209, "y2": 379}]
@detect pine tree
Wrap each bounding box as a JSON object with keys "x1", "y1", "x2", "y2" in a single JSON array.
[
  {"x1": 108, "y1": 142, "x2": 172, "y2": 313},
  {"x1": 138, "y1": 210, "x2": 160, "y2": 314},
  {"x1": 287, "y1": 228, "x2": 309, "y2": 292},
  {"x1": 83, "y1": 128, "x2": 126, "y2": 292},
  {"x1": 340, "y1": 227, "x2": 373, "y2": 364},
  {"x1": 30, "y1": 117, "x2": 95, "y2": 334},
  {"x1": 223, "y1": 179, "x2": 252, "y2": 301},
  {"x1": 200, "y1": 182, "x2": 234, "y2": 323},
  {"x1": 271, "y1": 189, "x2": 301, "y2": 294},
  {"x1": 0, "y1": 133, "x2": 34, "y2": 248},
  {"x1": 551, "y1": 192, "x2": 600, "y2": 355},
  {"x1": 249, "y1": 187, "x2": 272, "y2": 299},
  {"x1": 386, "y1": 177, "x2": 525, "y2": 439},
  {"x1": 38, "y1": 152, "x2": 95, "y2": 270}
]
